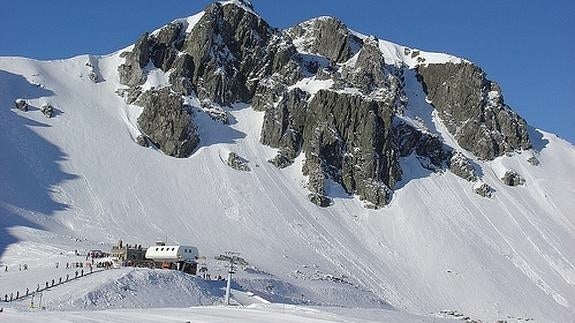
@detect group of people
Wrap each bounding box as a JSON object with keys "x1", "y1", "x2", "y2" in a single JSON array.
[
  {"x1": 1, "y1": 250, "x2": 117, "y2": 305},
  {"x1": 3, "y1": 264, "x2": 29, "y2": 272},
  {"x1": 64, "y1": 262, "x2": 85, "y2": 269},
  {"x1": 96, "y1": 261, "x2": 114, "y2": 269}
]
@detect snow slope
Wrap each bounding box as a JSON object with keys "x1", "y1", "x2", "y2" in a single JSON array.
[
  {"x1": 1, "y1": 9, "x2": 575, "y2": 323},
  {"x1": 1, "y1": 303, "x2": 455, "y2": 323}
]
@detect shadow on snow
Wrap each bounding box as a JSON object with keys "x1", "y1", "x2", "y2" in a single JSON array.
[{"x1": 0, "y1": 70, "x2": 78, "y2": 259}]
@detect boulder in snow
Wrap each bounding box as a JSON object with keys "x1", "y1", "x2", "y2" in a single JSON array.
[
  {"x1": 501, "y1": 170, "x2": 525, "y2": 186},
  {"x1": 15, "y1": 98, "x2": 29, "y2": 112},
  {"x1": 527, "y1": 156, "x2": 540, "y2": 166},
  {"x1": 474, "y1": 182, "x2": 493, "y2": 198},
  {"x1": 449, "y1": 151, "x2": 477, "y2": 182},
  {"x1": 136, "y1": 135, "x2": 150, "y2": 147},
  {"x1": 41, "y1": 103, "x2": 54, "y2": 118},
  {"x1": 227, "y1": 152, "x2": 251, "y2": 172}
]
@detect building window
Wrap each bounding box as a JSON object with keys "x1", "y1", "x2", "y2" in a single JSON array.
[
  {"x1": 172, "y1": 248, "x2": 175, "y2": 251},
  {"x1": 155, "y1": 247, "x2": 159, "y2": 251},
  {"x1": 161, "y1": 248, "x2": 164, "y2": 251}
]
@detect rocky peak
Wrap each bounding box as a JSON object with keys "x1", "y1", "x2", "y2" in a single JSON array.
[
  {"x1": 417, "y1": 63, "x2": 531, "y2": 160},
  {"x1": 219, "y1": 0, "x2": 255, "y2": 12},
  {"x1": 116, "y1": 2, "x2": 534, "y2": 208},
  {"x1": 340, "y1": 36, "x2": 389, "y2": 94},
  {"x1": 286, "y1": 16, "x2": 362, "y2": 63},
  {"x1": 181, "y1": 1, "x2": 274, "y2": 105}
]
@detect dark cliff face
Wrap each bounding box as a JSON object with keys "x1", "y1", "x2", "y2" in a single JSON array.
[
  {"x1": 304, "y1": 90, "x2": 400, "y2": 207},
  {"x1": 117, "y1": 2, "x2": 532, "y2": 207},
  {"x1": 285, "y1": 17, "x2": 361, "y2": 63},
  {"x1": 183, "y1": 3, "x2": 274, "y2": 105},
  {"x1": 136, "y1": 88, "x2": 199, "y2": 158},
  {"x1": 417, "y1": 63, "x2": 531, "y2": 160}
]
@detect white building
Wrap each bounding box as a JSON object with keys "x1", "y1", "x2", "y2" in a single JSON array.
[{"x1": 145, "y1": 245, "x2": 199, "y2": 262}]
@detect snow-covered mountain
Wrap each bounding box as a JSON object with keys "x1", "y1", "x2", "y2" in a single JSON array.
[{"x1": 1, "y1": 0, "x2": 574, "y2": 321}]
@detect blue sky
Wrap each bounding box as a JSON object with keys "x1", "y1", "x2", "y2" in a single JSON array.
[{"x1": 0, "y1": 0, "x2": 573, "y2": 143}]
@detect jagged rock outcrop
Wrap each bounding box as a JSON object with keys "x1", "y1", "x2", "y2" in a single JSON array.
[
  {"x1": 182, "y1": 2, "x2": 274, "y2": 105},
  {"x1": 286, "y1": 16, "x2": 361, "y2": 63},
  {"x1": 501, "y1": 170, "x2": 525, "y2": 186},
  {"x1": 304, "y1": 90, "x2": 400, "y2": 208},
  {"x1": 118, "y1": 33, "x2": 151, "y2": 87},
  {"x1": 115, "y1": 1, "x2": 536, "y2": 207},
  {"x1": 449, "y1": 151, "x2": 477, "y2": 182},
  {"x1": 527, "y1": 156, "x2": 540, "y2": 166},
  {"x1": 150, "y1": 22, "x2": 185, "y2": 72},
  {"x1": 169, "y1": 54, "x2": 195, "y2": 96},
  {"x1": 261, "y1": 88, "x2": 400, "y2": 207},
  {"x1": 474, "y1": 182, "x2": 493, "y2": 198},
  {"x1": 41, "y1": 103, "x2": 54, "y2": 118},
  {"x1": 393, "y1": 123, "x2": 451, "y2": 170},
  {"x1": 417, "y1": 63, "x2": 531, "y2": 160},
  {"x1": 118, "y1": 22, "x2": 187, "y2": 88},
  {"x1": 85, "y1": 57, "x2": 101, "y2": 83},
  {"x1": 136, "y1": 88, "x2": 199, "y2": 158},
  {"x1": 136, "y1": 135, "x2": 149, "y2": 147},
  {"x1": 15, "y1": 99, "x2": 28, "y2": 112},
  {"x1": 227, "y1": 152, "x2": 251, "y2": 171},
  {"x1": 261, "y1": 88, "x2": 309, "y2": 167},
  {"x1": 340, "y1": 36, "x2": 388, "y2": 93}
]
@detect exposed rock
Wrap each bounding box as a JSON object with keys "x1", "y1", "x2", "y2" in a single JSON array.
[
  {"x1": 113, "y1": 1, "x2": 537, "y2": 208},
  {"x1": 15, "y1": 99, "x2": 29, "y2": 112},
  {"x1": 303, "y1": 156, "x2": 332, "y2": 207},
  {"x1": 168, "y1": 54, "x2": 195, "y2": 96},
  {"x1": 393, "y1": 122, "x2": 451, "y2": 169},
  {"x1": 85, "y1": 60, "x2": 100, "y2": 83},
  {"x1": 136, "y1": 135, "x2": 149, "y2": 147},
  {"x1": 268, "y1": 153, "x2": 293, "y2": 169},
  {"x1": 150, "y1": 22, "x2": 185, "y2": 72},
  {"x1": 449, "y1": 151, "x2": 477, "y2": 182},
  {"x1": 88, "y1": 72, "x2": 99, "y2": 83},
  {"x1": 286, "y1": 16, "x2": 361, "y2": 63},
  {"x1": 262, "y1": 88, "x2": 403, "y2": 208},
  {"x1": 340, "y1": 36, "x2": 387, "y2": 93},
  {"x1": 251, "y1": 77, "x2": 289, "y2": 112},
  {"x1": 118, "y1": 33, "x2": 151, "y2": 87},
  {"x1": 136, "y1": 88, "x2": 199, "y2": 158},
  {"x1": 40, "y1": 103, "x2": 54, "y2": 118},
  {"x1": 417, "y1": 63, "x2": 531, "y2": 160},
  {"x1": 182, "y1": 2, "x2": 274, "y2": 105},
  {"x1": 227, "y1": 152, "x2": 251, "y2": 171},
  {"x1": 527, "y1": 156, "x2": 540, "y2": 166},
  {"x1": 501, "y1": 170, "x2": 525, "y2": 186},
  {"x1": 261, "y1": 88, "x2": 309, "y2": 162},
  {"x1": 308, "y1": 193, "x2": 332, "y2": 207},
  {"x1": 474, "y1": 182, "x2": 493, "y2": 198},
  {"x1": 302, "y1": 90, "x2": 400, "y2": 208},
  {"x1": 200, "y1": 101, "x2": 229, "y2": 124},
  {"x1": 116, "y1": 87, "x2": 143, "y2": 105}
]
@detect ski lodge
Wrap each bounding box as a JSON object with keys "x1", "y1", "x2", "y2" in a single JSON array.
[
  {"x1": 144, "y1": 241, "x2": 199, "y2": 274},
  {"x1": 110, "y1": 240, "x2": 147, "y2": 264},
  {"x1": 109, "y1": 240, "x2": 199, "y2": 274}
]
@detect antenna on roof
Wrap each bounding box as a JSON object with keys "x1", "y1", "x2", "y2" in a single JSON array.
[{"x1": 215, "y1": 251, "x2": 247, "y2": 305}]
